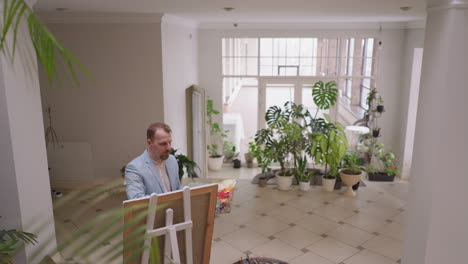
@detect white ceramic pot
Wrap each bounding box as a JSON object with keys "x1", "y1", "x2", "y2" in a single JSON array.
[
  {"x1": 276, "y1": 172, "x2": 294, "y2": 191},
  {"x1": 299, "y1": 181, "x2": 310, "y2": 192},
  {"x1": 339, "y1": 169, "x2": 363, "y2": 197},
  {"x1": 322, "y1": 176, "x2": 336, "y2": 192},
  {"x1": 208, "y1": 156, "x2": 224, "y2": 171}
]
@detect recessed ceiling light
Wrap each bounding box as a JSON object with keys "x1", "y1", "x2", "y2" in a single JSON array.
[
  {"x1": 224, "y1": 7, "x2": 235, "y2": 12},
  {"x1": 400, "y1": 6, "x2": 412, "y2": 11},
  {"x1": 55, "y1": 7, "x2": 69, "y2": 12}
]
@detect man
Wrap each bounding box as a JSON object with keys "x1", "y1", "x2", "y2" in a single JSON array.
[{"x1": 125, "y1": 123, "x2": 181, "y2": 199}]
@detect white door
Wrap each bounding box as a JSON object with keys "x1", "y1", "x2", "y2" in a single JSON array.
[{"x1": 258, "y1": 77, "x2": 338, "y2": 128}]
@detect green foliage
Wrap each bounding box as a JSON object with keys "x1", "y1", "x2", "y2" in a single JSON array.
[
  {"x1": 342, "y1": 152, "x2": 363, "y2": 175},
  {"x1": 223, "y1": 141, "x2": 239, "y2": 162},
  {"x1": 377, "y1": 150, "x2": 400, "y2": 176},
  {"x1": 0, "y1": 0, "x2": 91, "y2": 87},
  {"x1": 295, "y1": 155, "x2": 309, "y2": 182},
  {"x1": 309, "y1": 118, "x2": 348, "y2": 179},
  {"x1": 312, "y1": 81, "x2": 338, "y2": 110},
  {"x1": 170, "y1": 148, "x2": 199, "y2": 180},
  {"x1": 206, "y1": 99, "x2": 228, "y2": 157},
  {"x1": 0, "y1": 225, "x2": 37, "y2": 264},
  {"x1": 249, "y1": 140, "x2": 273, "y2": 174}
]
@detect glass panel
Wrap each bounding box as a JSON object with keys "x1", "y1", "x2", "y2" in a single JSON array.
[
  {"x1": 246, "y1": 58, "x2": 258, "y2": 75},
  {"x1": 300, "y1": 38, "x2": 314, "y2": 57},
  {"x1": 266, "y1": 84, "x2": 295, "y2": 111},
  {"x1": 301, "y1": 84, "x2": 329, "y2": 119},
  {"x1": 260, "y1": 38, "x2": 273, "y2": 57},
  {"x1": 286, "y1": 38, "x2": 300, "y2": 57}
]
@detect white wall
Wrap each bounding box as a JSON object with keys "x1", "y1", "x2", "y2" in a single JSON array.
[
  {"x1": 39, "y1": 18, "x2": 165, "y2": 184},
  {"x1": 161, "y1": 15, "x2": 198, "y2": 154},
  {"x1": 396, "y1": 28, "x2": 425, "y2": 178},
  {"x1": 0, "y1": 11, "x2": 57, "y2": 262},
  {"x1": 198, "y1": 25, "x2": 408, "y2": 152}
]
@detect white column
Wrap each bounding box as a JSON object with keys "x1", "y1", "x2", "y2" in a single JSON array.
[
  {"x1": 0, "y1": 0, "x2": 57, "y2": 262},
  {"x1": 402, "y1": 1, "x2": 468, "y2": 263}
]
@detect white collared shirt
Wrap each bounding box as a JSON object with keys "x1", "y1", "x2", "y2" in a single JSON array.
[{"x1": 153, "y1": 160, "x2": 171, "y2": 192}]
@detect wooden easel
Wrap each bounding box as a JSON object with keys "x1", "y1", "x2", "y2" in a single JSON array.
[
  {"x1": 141, "y1": 187, "x2": 193, "y2": 264},
  {"x1": 123, "y1": 184, "x2": 217, "y2": 264}
]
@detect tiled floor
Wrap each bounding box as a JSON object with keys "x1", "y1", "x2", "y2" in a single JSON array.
[{"x1": 53, "y1": 166, "x2": 408, "y2": 264}]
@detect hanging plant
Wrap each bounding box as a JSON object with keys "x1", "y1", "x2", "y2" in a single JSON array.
[{"x1": 1, "y1": 0, "x2": 91, "y2": 87}]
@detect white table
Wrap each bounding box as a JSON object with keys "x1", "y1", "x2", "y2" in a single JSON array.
[{"x1": 345, "y1": 125, "x2": 370, "y2": 152}]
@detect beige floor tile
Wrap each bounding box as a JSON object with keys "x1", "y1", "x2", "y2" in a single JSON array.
[
  {"x1": 302, "y1": 189, "x2": 340, "y2": 202},
  {"x1": 343, "y1": 212, "x2": 387, "y2": 233},
  {"x1": 250, "y1": 239, "x2": 303, "y2": 261},
  {"x1": 245, "y1": 215, "x2": 290, "y2": 236},
  {"x1": 344, "y1": 249, "x2": 397, "y2": 264},
  {"x1": 327, "y1": 223, "x2": 375, "y2": 247},
  {"x1": 218, "y1": 206, "x2": 263, "y2": 226},
  {"x1": 284, "y1": 196, "x2": 325, "y2": 212},
  {"x1": 210, "y1": 241, "x2": 245, "y2": 264},
  {"x1": 390, "y1": 211, "x2": 407, "y2": 224},
  {"x1": 232, "y1": 190, "x2": 256, "y2": 205},
  {"x1": 221, "y1": 228, "x2": 269, "y2": 252},
  {"x1": 275, "y1": 226, "x2": 323, "y2": 249},
  {"x1": 240, "y1": 197, "x2": 280, "y2": 214},
  {"x1": 377, "y1": 221, "x2": 405, "y2": 241},
  {"x1": 362, "y1": 235, "x2": 402, "y2": 261},
  {"x1": 313, "y1": 204, "x2": 357, "y2": 222},
  {"x1": 213, "y1": 217, "x2": 241, "y2": 238},
  {"x1": 267, "y1": 205, "x2": 309, "y2": 223},
  {"x1": 296, "y1": 214, "x2": 340, "y2": 235},
  {"x1": 358, "y1": 203, "x2": 401, "y2": 220},
  {"x1": 289, "y1": 251, "x2": 335, "y2": 264},
  {"x1": 307, "y1": 237, "x2": 360, "y2": 263},
  {"x1": 373, "y1": 194, "x2": 406, "y2": 210},
  {"x1": 260, "y1": 189, "x2": 300, "y2": 203},
  {"x1": 331, "y1": 196, "x2": 369, "y2": 210}
]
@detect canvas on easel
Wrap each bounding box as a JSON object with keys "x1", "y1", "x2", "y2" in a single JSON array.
[{"x1": 123, "y1": 184, "x2": 218, "y2": 264}]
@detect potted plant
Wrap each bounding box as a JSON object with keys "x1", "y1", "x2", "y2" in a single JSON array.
[
  {"x1": 296, "y1": 155, "x2": 310, "y2": 191},
  {"x1": 250, "y1": 141, "x2": 274, "y2": 187},
  {"x1": 339, "y1": 152, "x2": 364, "y2": 196},
  {"x1": 255, "y1": 104, "x2": 304, "y2": 190},
  {"x1": 376, "y1": 97, "x2": 385, "y2": 113},
  {"x1": 206, "y1": 99, "x2": 228, "y2": 171},
  {"x1": 170, "y1": 148, "x2": 199, "y2": 181},
  {"x1": 372, "y1": 127, "x2": 381, "y2": 138},
  {"x1": 367, "y1": 150, "x2": 400, "y2": 181},
  {"x1": 244, "y1": 141, "x2": 256, "y2": 168},
  {"x1": 309, "y1": 116, "x2": 348, "y2": 192},
  {"x1": 223, "y1": 141, "x2": 239, "y2": 164}
]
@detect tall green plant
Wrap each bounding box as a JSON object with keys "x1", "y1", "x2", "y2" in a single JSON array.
[
  {"x1": 1, "y1": 0, "x2": 90, "y2": 87},
  {"x1": 309, "y1": 115, "x2": 348, "y2": 179},
  {"x1": 206, "y1": 99, "x2": 227, "y2": 157}
]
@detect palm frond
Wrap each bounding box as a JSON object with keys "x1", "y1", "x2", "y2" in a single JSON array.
[{"x1": 0, "y1": 0, "x2": 91, "y2": 87}]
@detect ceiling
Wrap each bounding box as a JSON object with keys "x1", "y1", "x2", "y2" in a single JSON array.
[{"x1": 34, "y1": 0, "x2": 426, "y2": 24}]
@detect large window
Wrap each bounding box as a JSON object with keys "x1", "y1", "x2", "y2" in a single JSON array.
[{"x1": 222, "y1": 37, "x2": 379, "y2": 112}]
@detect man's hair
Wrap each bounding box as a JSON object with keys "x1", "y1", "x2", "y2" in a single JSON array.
[{"x1": 147, "y1": 122, "x2": 172, "y2": 140}]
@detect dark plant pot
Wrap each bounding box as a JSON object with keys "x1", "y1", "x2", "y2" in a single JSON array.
[
  {"x1": 258, "y1": 178, "x2": 268, "y2": 187},
  {"x1": 372, "y1": 129, "x2": 380, "y2": 138},
  {"x1": 307, "y1": 168, "x2": 323, "y2": 185},
  {"x1": 368, "y1": 172, "x2": 395, "y2": 182},
  {"x1": 233, "y1": 159, "x2": 241, "y2": 169},
  {"x1": 246, "y1": 162, "x2": 254, "y2": 168},
  {"x1": 377, "y1": 105, "x2": 385, "y2": 113},
  {"x1": 352, "y1": 181, "x2": 361, "y2": 190},
  {"x1": 334, "y1": 177, "x2": 342, "y2": 189}
]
